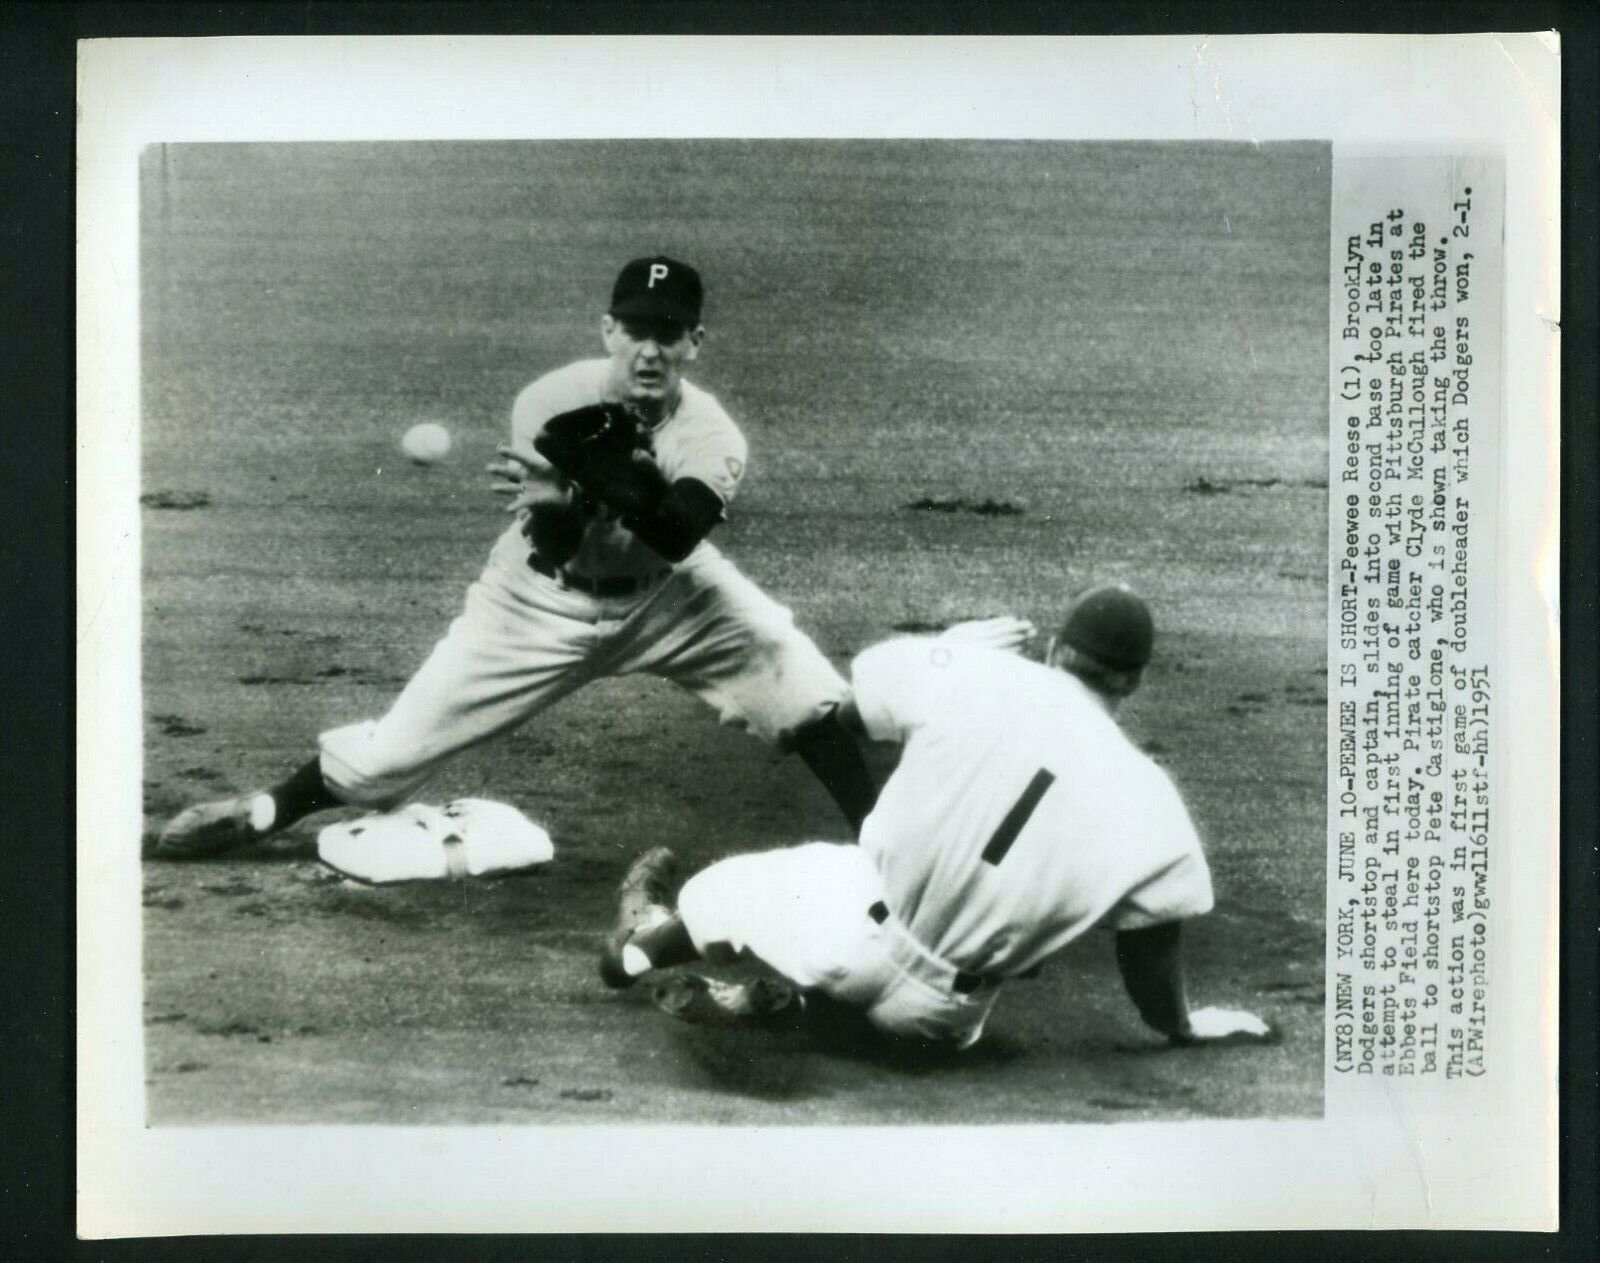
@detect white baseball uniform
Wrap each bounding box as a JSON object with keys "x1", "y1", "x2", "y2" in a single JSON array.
[
  {"x1": 676, "y1": 637, "x2": 1215, "y2": 1047},
  {"x1": 318, "y1": 358, "x2": 846, "y2": 808}
]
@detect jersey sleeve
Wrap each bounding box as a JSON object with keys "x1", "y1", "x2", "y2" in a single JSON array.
[
  {"x1": 1105, "y1": 849, "x2": 1216, "y2": 930},
  {"x1": 665, "y1": 401, "x2": 748, "y2": 506},
  {"x1": 1103, "y1": 774, "x2": 1216, "y2": 929},
  {"x1": 850, "y1": 638, "x2": 951, "y2": 744}
]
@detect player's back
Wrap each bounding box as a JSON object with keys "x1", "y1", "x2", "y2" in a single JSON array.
[{"x1": 854, "y1": 639, "x2": 1213, "y2": 977}]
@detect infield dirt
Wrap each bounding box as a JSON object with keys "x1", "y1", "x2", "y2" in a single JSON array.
[{"x1": 138, "y1": 140, "x2": 1329, "y2": 1124}]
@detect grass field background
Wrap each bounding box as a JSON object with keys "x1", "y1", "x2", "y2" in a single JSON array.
[{"x1": 139, "y1": 140, "x2": 1329, "y2": 1123}]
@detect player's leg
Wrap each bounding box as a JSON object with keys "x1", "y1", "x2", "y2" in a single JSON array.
[
  {"x1": 598, "y1": 847, "x2": 701, "y2": 987},
  {"x1": 602, "y1": 841, "x2": 891, "y2": 1034},
  {"x1": 651, "y1": 842, "x2": 890, "y2": 998},
  {"x1": 598, "y1": 867, "x2": 805, "y2": 1025},
  {"x1": 612, "y1": 557, "x2": 880, "y2": 832},
  {"x1": 862, "y1": 976, "x2": 1002, "y2": 1051},
  {"x1": 854, "y1": 911, "x2": 1008, "y2": 1050},
  {"x1": 645, "y1": 839, "x2": 1003, "y2": 1050},
  {"x1": 153, "y1": 752, "x2": 342, "y2": 855},
  {"x1": 787, "y1": 707, "x2": 878, "y2": 835},
  {"x1": 155, "y1": 561, "x2": 599, "y2": 859},
  {"x1": 153, "y1": 754, "x2": 346, "y2": 860}
]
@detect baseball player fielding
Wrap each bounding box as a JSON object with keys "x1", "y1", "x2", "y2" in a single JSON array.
[{"x1": 155, "y1": 257, "x2": 878, "y2": 861}]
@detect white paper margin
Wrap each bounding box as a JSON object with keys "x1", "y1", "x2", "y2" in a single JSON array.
[{"x1": 76, "y1": 33, "x2": 1561, "y2": 1236}]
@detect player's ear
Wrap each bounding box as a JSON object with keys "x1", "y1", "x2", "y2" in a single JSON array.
[
  {"x1": 600, "y1": 313, "x2": 621, "y2": 351},
  {"x1": 684, "y1": 324, "x2": 705, "y2": 361}
]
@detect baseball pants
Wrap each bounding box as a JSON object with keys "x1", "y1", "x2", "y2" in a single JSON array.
[
  {"x1": 675, "y1": 842, "x2": 1003, "y2": 1049},
  {"x1": 318, "y1": 534, "x2": 846, "y2": 808}
]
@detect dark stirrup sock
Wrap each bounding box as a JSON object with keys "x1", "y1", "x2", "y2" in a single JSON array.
[
  {"x1": 265, "y1": 757, "x2": 343, "y2": 832},
  {"x1": 790, "y1": 709, "x2": 880, "y2": 835},
  {"x1": 625, "y1": 914, "x2": 701, "y2": 974}
]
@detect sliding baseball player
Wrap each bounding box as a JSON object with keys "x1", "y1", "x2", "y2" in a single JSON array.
[{"x1": 601, "y1": 587, "x2": 1277, "y2": 1052}]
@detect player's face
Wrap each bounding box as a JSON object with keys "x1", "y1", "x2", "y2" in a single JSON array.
[{"x1": 602, "y1": 315, "x2": 703, "y2": 407}]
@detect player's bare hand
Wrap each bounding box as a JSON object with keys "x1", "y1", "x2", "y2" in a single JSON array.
[
  {"x1": 493, "y1": 439, "x2": 548, "y2": 471},
  {"x1": 938, "y1": 616, "x2": 1037, "y2": 654},
  {"x1": 489, "y1": 443, "x2": 565, "y2": 513},
  {"x1": 496, "y1": 481, "x2": 574, "y2": 516},
  {"x1": 1179, "y1": 1006, "x2": 1281, "y2": 1047}
]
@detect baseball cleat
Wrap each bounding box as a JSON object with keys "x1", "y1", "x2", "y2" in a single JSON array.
[
  {"x1": 152, "y1": 793, "x2": 266, "y2": 860},
  {"x1": 598, "y1": 846, "x2": 679, "y2": 988},
  {"x1": 651, "y1": 973, "x2": 805, "y2": 1027}
]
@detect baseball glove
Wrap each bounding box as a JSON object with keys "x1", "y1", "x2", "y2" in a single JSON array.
[
  {"x1": 533, "y1": 403, "x2": 667, "y2": 518},
  {"x1": 523, "y1": 496, "x2": 587, "y2": 566}
]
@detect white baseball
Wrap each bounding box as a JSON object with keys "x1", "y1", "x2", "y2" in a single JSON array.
[{"x1": 401, "y1": 421, "x2": 452, "y2": 465}]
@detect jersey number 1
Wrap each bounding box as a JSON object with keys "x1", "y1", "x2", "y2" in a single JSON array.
[{"x1": 981, "y1": 768, "x2": 1056, "y2": 866}]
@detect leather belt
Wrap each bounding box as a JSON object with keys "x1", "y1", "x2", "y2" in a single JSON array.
[
  {"x1": 868, "y1": 900, "x2": 992, "y2": 994},
  {"x1": 527, "y1": 553, "x2": 669, "y2": 598}
]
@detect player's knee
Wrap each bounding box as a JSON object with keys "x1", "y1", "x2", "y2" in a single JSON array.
[{"x1": 318, "y1": 723, "x2": 430, "y2": 809}]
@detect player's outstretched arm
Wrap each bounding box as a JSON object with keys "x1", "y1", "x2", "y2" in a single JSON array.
[
  {"x1": 1114, "y1": 921, "x2": 1277, "y2": 1047},
  {"x1": 937, "y1": 615, "x2": 1037, "y2": 654},
  {"x1": 1114, "y1": 921, "x2": 1193, "y2": 1042}
]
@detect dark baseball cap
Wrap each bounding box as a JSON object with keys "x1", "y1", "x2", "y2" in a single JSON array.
[
  {"x1": 609, "y1": 256, "x2": 704, "y2": 325},
  {"x1": 1059, "y1": 584, "x2": 1155, "y2": 670}
]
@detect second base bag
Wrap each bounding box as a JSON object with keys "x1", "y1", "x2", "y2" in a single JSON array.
[{"x1": 317, "y1": 798, "x2": 554, "y2": 884}]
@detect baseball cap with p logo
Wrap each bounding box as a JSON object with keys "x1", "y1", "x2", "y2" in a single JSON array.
[{"x1": 609, "y1": 256, "x2": 704, "y2": 326}]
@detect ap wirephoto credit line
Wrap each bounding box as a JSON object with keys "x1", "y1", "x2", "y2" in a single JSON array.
[{"x1": 1327, "y1": 153, "x2": 1504, "y2": 1095}]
